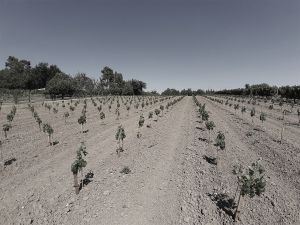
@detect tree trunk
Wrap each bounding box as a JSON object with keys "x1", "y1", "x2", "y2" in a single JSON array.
[
  {"x1": 28, "y1": 90, "x2": 31, "y2": 103},
  {"x1": 73, "y1": 173, "x2": 80, "y2": 195},
  {"x1": 4, "y1": 131, "x2": 7, "y2": 139}
]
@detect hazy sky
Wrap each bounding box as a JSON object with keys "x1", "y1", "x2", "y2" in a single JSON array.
[{"x1": 0, "y1": 0, "x2": 299, "y2": 92}]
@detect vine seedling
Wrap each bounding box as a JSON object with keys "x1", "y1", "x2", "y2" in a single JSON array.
[
  {"x1": 160, "y1": 105, "x2": 164, "y2": 116},
  {"x1": 232, "y1": 161, "x2": 266, "y2": 222},
  {"x1": 100, "y1": 111, "x2": 105, "y2": 124},
  {"x1": 241, "y1": 106, "x2": 246, "y2": 115},
  {"x1": 42, "y1": 123, "x2": 54, "y2": 145},
  {"x1": 115, "y1": 125, "x2": 126, "y2": 156},
  {"x1": 3, "y1": 124, "x2": 11, "y2": 139},
  {"x1": 0, "y1": 140, "x2": 3, "y2": 170},
  {"x1": 259, "y1": 112, "x2": 266, "y2": 124},
  {"x1": 64, "y1": 112, "x2": 70, "y2": 124},
  {"x1": 36, "y1": 117, "x2": 42, "y2": 131},
  {"x1": 137, "y1": 115, "x2": 145, "y2": 138},
  {"x1": 202, "y1": 110, "x2": 209, "y2": 122},
  {"x1": 148, "y1": 111, "x2": 153, "y2": 119},
  {"x1": 115, "y1": 108, "x2": 120, "y2": 120},
  {"x1": 71, "y1": 142, "x2": 88, "y2": 195},
  {"x1": 78, "y1": 114, "x2": 87, "y2": 133},
  {"x1": 205, "y1": 120, "x2": 215, "y2": 143},
  {"x1": 250, "y1": 108, "x2": 256, "y2": 123}
]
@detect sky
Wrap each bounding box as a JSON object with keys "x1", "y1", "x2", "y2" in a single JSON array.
[{"x1": 0, "y1": 0, "x2": 299, "y2": 92}]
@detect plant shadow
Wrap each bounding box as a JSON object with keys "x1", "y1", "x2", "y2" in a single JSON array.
[
  {"x1": 4, "y1": 158, "x2": 17, "y2": 166},
  {"x1": 208, "y1": 193, "x2": 236, "y2": 218},
  {"x1": 198, "y1": 137, "x2": 208, "y2": 142},
  {"x1": 52, "y1": 141, "x2": 59, "y2": 146},
  {"x1": 83, "y1": 129, "x2": 89, "y2": 134},
  {"x1": 203, "y1": 155, "x2": 217, "y2": 165},
  {"x1": 79, "y1": 170, "x2": 94, "y2": 190}
]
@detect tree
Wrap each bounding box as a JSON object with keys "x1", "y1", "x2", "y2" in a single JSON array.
[
  {"x1": 122, "y1": 81, "x2": 134, "y2": 95},
  {"x1": 71, "y1": 142, "x2": 88, "y2": 195},
  {"x1": 46, "y1": 73, "x2": 77, "y2": 99},
  {"x1": 32, "y1": 63, "x2": 61, "y2": 88},
  {"x1": 3, "y1": 56, "x2": 31, "y2": 89},
  {"x1": 100, "y1": 66, "x2": 114, "y2": 89},
  {"x1": 161, "y1": 88, "x2": 180, "y2": 96},
  {"x1": 232, "y1": 161, "x2": 266, "y2": 222},
  {"x1": 73, "y1": 73, "x2": 95, "y2": 96},
  {"x1": 131, "y1": 79, "x2": 146, "y2": 95}
]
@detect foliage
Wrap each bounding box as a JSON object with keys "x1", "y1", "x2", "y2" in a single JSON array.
[
  {"x1": 100, "y1": 111, "x2": 105, "y2": 120},
  {"x1": 71, "y1": 142, "x2": 88, "y2": 175},
  {"x1": 43, "y1": 123, "x2": 54, "y2": 135},
  {"x1": 78, "y1": 114, "x2": 87, "y2": 125},
  {"x1": 115, "y1": 125, "x2": 126, "y2": 141},
  {"x1": 138, "y1": 115, "x2": 145, "y2": 128},
  {"x1": 205, "y1": 121, "x2": 215, "y2": 131},
  {"x1": 202, "y1": 110, "x2": 209, "y2": 121},
  {"x1": 148, "y1": 111, "x2": 153, "y2": 119},
  {"x1": 259, "y1": 112, "x2": 266, "y2": 123},
  {"x1": 215, "y1": 131, "x2": 225, "y2": 150},
  {"x1": 46, "y1": 73, "x2": 77, "y2": 99},
  {"x1": 250, "y1": 108, "x2": 256, "y2": 117},
  {"x1": 233, "y1": 161, "x2": 266, "y2": 197},
  {"x1": 154, "y1": 109, "x2": 161, "y2": 116}
]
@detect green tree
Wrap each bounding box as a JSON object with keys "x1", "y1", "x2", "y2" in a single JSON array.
[{"x1": 46, "y1": 73, "x2": 77, "y2": 99}]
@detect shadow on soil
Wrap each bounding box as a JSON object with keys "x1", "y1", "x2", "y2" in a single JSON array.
[
  {"x1": 4, "y1": 158, "x2": 17, "y2": 166},
  {"x1": 208, "y1": 193, "x2": 236, "y2": 218},
  {"x1": 52, "y1": 141, "x2": 59, "y2": 146},
  {"x1": 199, "y1": 137, "x2": 208, "y2": 142},
  {"x1": 79, "y1": 170, "x2": 94, "y2": 190},
  {"x1": 203, "y1": 155, "x2": 217, "y2": 165}
]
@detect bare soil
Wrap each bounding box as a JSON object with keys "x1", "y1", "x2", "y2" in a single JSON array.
[{"x1": 0, "y1": 96, "x2": 299, "y2": 225}]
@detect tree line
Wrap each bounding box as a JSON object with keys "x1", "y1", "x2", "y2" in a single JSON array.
[
  {"x1": 214, "y1": 83, "x2": 300, "y2": 101},
  {"x1": 161, "y1": 88, "x2": 205, "y2": 96},
  {"x1": 0, "y1": 56, "x2": 147, "y2": 101}
]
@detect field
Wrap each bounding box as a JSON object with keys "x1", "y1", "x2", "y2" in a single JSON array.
[{"x1": 0, "y1": 96, "x2": 299, "y2": 225}]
